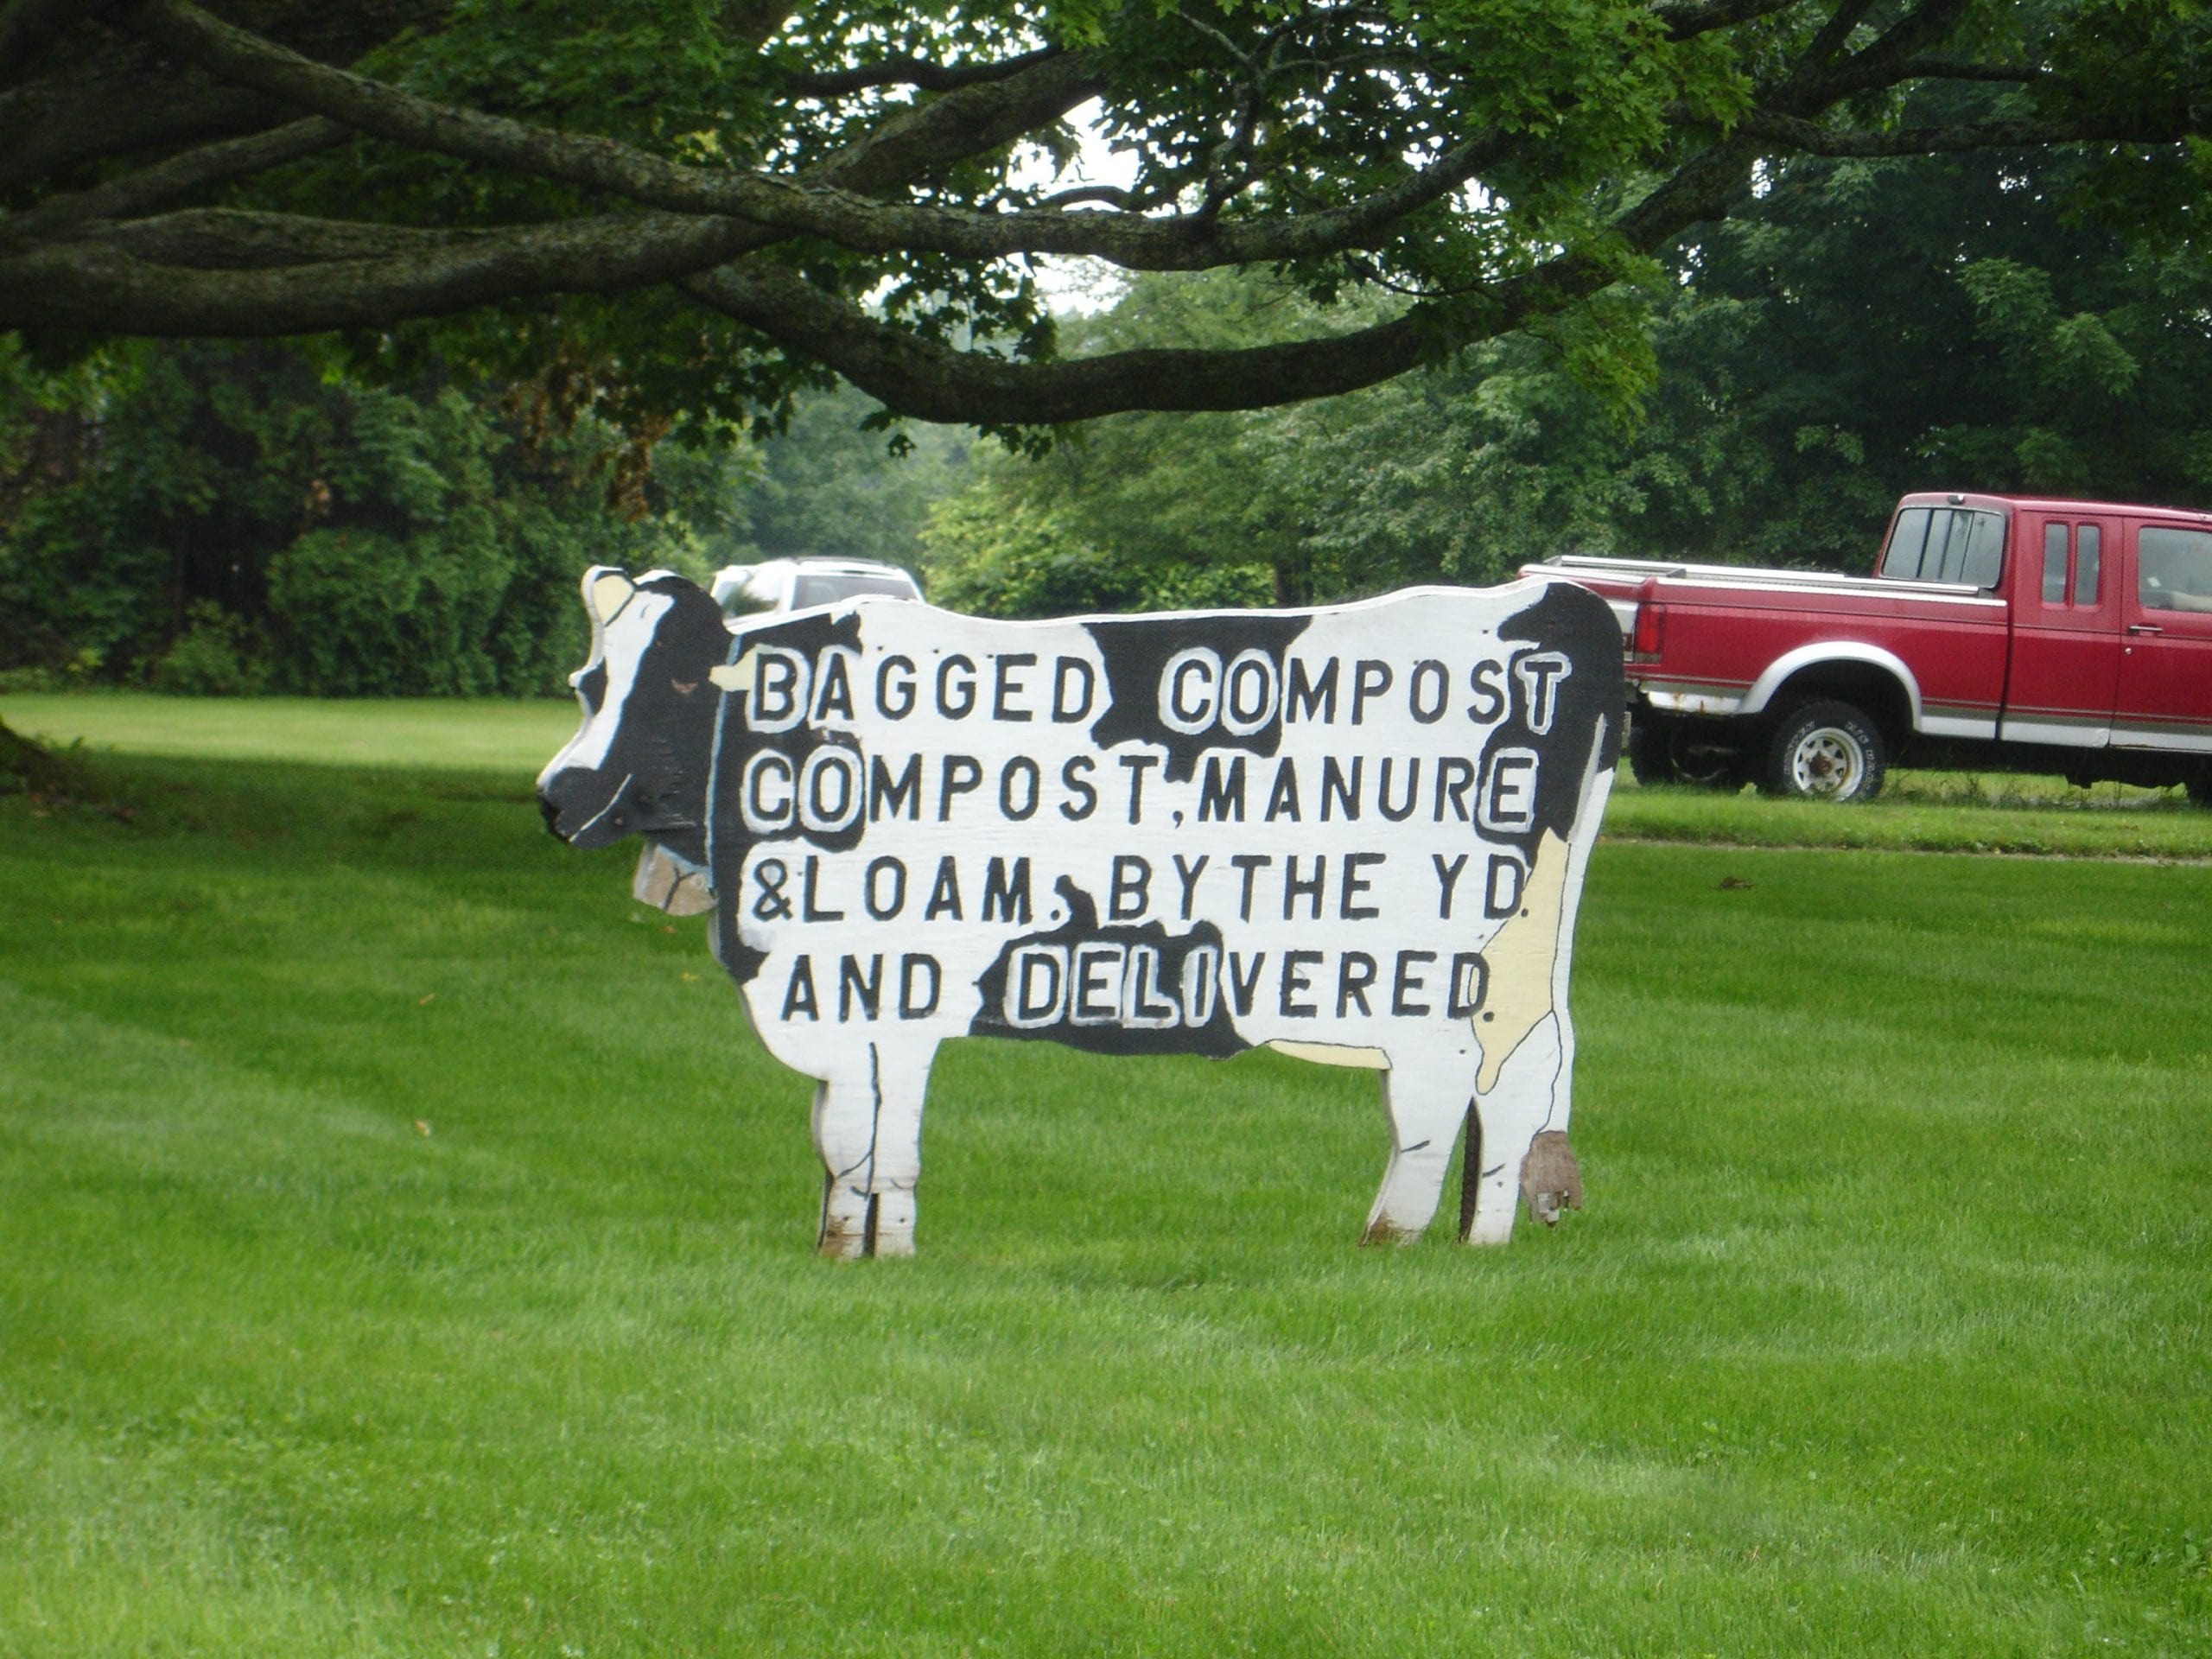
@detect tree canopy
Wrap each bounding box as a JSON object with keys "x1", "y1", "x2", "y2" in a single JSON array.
[{"x1": 5, "y1": 1, "x2": 2210, "y2": 437}]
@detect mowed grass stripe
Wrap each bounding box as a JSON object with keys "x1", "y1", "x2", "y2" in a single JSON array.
[
  {"x1": 1, "y1": 725, "x2": 2208, "y2": 1655},
  {"x1": 11, "y1": 687, "x2": 2212, "y2": 860}
]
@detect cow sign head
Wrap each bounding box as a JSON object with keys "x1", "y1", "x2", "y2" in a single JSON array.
[
  {"x1": 541, "y1": 572, "x2": 1622, "y2": 1259},
  {"x1": 537, "y1": 567, "x2": 731, "y2": 861}
]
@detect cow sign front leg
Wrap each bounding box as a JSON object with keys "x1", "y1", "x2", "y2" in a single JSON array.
[
  {"x1": 861, "y1": 1044, "x2": 933, "y2": 1258},
  {"x1": 1360, "y1": 1057, "x2": 1474, "y2": 1245},
  {"x1": 808, "y1": 1040, "x2": 936, "y2": 1259}
]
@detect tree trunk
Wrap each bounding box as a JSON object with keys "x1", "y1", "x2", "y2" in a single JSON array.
[{"x1": 0, "y1": 715, "x2": 70, "y2": 793}]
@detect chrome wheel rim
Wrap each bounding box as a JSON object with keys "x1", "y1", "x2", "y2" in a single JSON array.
[{"x1": 1789, "y1": 727, "x2": 1866, "y2": 798}]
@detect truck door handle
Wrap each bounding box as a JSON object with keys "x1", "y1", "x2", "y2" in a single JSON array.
[{"x1": 2127, "y1": 623, "x2": 2164, "y2": 636}]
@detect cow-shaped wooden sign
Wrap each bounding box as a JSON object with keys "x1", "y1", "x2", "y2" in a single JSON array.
[{"x1": 539, "y1": 572, "x2": 1621, "y2": 1256}]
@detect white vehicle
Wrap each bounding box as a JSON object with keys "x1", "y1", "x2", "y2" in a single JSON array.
[{"x1": 709, "y1": 556, "x2": 924, "y2": 620}]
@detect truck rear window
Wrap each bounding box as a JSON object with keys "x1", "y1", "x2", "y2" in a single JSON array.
[{"x1": 1880, "y1": 507, "x2": 2005, "y2": 588}]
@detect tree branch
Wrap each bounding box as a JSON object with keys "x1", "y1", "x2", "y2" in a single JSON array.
[
  {"x1": 786, "y1": 46, "x2": 1062, "y2": 99},
  {"x1": 1796, "y1": 0, "x2": 1978, "y2": 105},
  {"x1": 1901, "y1": 56, "x2": 2044, "y2": 83},
  {"x1": 91, "y1": 207, "x2": 492, "y2": 269},
  {"x1": 0, "y1": 0, "x2": 442, "y2": 191},
  {"x1": 0, "y1": 213, "x2": 762, "y2": 334},
  {"x1": 807, "y1": 46, "x2": 1106, "y2": 196},
  {"x1": 0, "y1": 117, "x2": 352, "y2": 250},
  {"x1": 683, "y1": 260, "x2": 1444, "y2": 423},
  {"x1": 0, "y1": 0, "x2": 117, "y2": 83},
  {"x1": 1738, "y1": 108, "x2": 2196, "y2": 155},
  {"x1": 121, "y1": 2, "x2": 1103, "y2": 236},
  {"x1": 1649, "y1": 0, "x2": 1805, "y2": 44}
]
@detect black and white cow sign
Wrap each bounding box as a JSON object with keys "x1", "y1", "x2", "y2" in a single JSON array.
[{"x1": 539, "y1": 570, "x2": 1621, "y2": 1257}]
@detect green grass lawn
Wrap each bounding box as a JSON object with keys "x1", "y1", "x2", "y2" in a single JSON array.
[{"x1": 3, "y1": 696, "x2": 2209, "y2": 1656}]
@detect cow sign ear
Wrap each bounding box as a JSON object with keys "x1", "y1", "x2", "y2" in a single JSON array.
[{"x1": 584, "y1": 567, "x2": 635, "y2": 626}]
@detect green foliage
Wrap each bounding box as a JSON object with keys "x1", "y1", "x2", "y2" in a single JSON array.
[
  {"x1": 0, "y1": 340, "x2": 758, "y2": 696},
  {"x1": 920, "y1": 486, "x2": 1274, "y2": 617},
  {"x1": 149, "y1": 602, "x2": 268, "y2": 697}
]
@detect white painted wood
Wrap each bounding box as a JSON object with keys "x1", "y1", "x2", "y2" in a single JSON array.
[{"x1": 541, "y1": 572, "x2": 1621, "y2": 1255}]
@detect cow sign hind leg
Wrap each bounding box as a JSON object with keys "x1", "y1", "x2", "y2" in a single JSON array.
[
  {"x1": 810, "y1": 1074, "x2": 874, "y2": 1259},
  {"x1": 1460, "y1": 1014, "x2": 1570, "y2": 1245},
  {"x1": 1360, "y1": 1058, "x2": 1471, "y2": 1245}
]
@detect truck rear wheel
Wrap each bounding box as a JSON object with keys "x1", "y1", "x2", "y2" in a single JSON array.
[
  {"x1": 2188, "y1": 768, "x2": 2212, "y2": 809},
  {"x1": 1627, "y1": 715, "x2": 1678, "y2": 785},
  {"x1": 1630, "y1": 714, "x2": 1745, "y2": 790},
  {"x1": 1764, "y1": 701, "x2": 1886, "y2": 803}
]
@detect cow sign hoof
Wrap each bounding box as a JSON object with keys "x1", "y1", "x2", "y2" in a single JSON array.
[
  {"x1": 540, "y1": 570, "x2": 1620, "y2": 1255},
  {"x1": 1520, "y1": 1129, "x2": 1585, "y2": 1228}
]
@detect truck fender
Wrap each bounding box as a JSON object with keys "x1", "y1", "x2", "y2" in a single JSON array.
[{"x1": 1740, "y1": 643, "x2": 1923, "y2": 731}]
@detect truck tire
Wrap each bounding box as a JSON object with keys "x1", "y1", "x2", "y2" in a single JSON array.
[
  {"x1": 2187, "y1": 768, "x2": 2212, "y2": 809},
  {"x1": 1630, "y1": 714, "x2": 1744, "y2": 790},
  {"x1": 1627, "y1": 715, "x2": 1679, "y2": 785},
  {"x1": 1764, "y1": 700, "x2": 1886, "y2": 803}
]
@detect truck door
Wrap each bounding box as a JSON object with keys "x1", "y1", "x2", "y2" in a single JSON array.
[
  {"x1": 1999, "y1": 512, "x2": 2120, "y2": 748},
  {"x1": 2115, "y1": 522, "x2": 2212, "y2": 754}
]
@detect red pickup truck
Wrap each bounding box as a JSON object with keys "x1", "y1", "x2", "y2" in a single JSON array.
[{"x1": 1527, "y1": 492, "x2": 2212, "y2": 805}]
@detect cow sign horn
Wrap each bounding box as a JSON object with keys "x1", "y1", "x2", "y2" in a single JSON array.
[{"x1": 586, "y1": 568, "x2": 637, "y2": 627}]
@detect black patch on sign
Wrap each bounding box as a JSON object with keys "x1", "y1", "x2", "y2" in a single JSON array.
[
  {"x1": 704, "y1": 606, "x2": 870, "y2": 989},
  {"x1": 969, "y1": 877, "x2": 1248, "y2": 1059},
  {"x1": 1476, "y1": 581, "x2": 1625, "y2": 864},
  {"x1": 1084, "y1": 612, "x2": 1311, "y2": 784}
]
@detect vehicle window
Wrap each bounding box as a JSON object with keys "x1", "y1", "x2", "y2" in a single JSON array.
[
  {"x1": 2139, "y1": 526, "x2": 2212, "y2": 613},
  {"x1": 791, "y1": 573, "x2": 918, "y2": 608},
  {"x1": 1880, "y1": 508, "x2": 1932, "y2": 578},
  {"x1": 2073, "y1": 524, "x2": 2101, "y2": 606},
  {"x1": 721, "y1": 587, "x2": 778, "y2": 618},
  {"x1": 2043, "y1": 524, "x2": 2069, "y2": 603},
  {"x1": 1958, "y1": 512, "x2": 2005, "y2": 588},
  {"x1": 1880, "y1": 507, "x2": 2005, "y2": 584}
]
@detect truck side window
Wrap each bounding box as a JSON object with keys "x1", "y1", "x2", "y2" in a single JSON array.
[
  {"x1": 1960, "y1": 512, "x2": 2005, "y2": 588},
  {"x1": 2139, "y1": 526, "x2": 2212, "y2": 613},
  {"x1": 2042, "y1": 524, "x2": 2069, "y2": 603},
  {"x1": 1881, "y1": 507, "x2": 1932, "y2": 578},
  {"x1": 2073, "y1": 525, "x2": 2101, "y2": 606}
]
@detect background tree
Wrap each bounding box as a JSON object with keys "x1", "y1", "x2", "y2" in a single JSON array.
[{"x1": 738, "y1": 385, "x2": 969, "y2": 570}]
